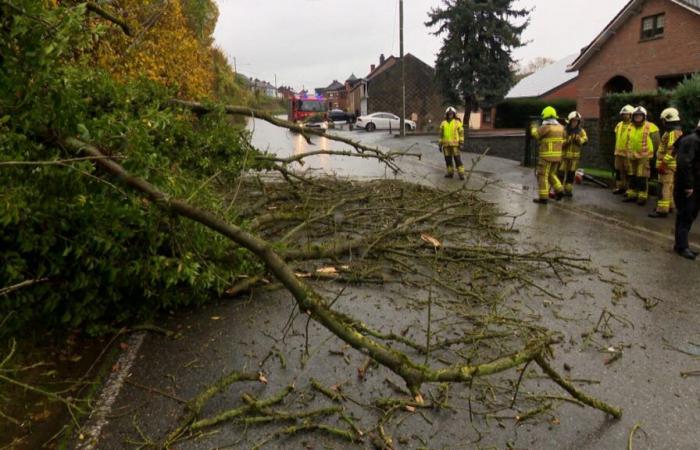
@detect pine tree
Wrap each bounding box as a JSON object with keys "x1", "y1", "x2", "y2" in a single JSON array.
[{"x1": 426, "y1": 0, "x2": 529, "y2": 119}]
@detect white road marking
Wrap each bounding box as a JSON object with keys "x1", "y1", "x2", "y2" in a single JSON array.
[{"x1": 74, "y1": 332, "x2": 146, "y2": 450}]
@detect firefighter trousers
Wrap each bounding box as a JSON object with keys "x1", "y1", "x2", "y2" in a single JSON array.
[
  {"x1": 626, "y1": 158, "x2": 650, "y2": 202},
  {"x1": 655, "y1": 171, "x2": 676, "y2": 214},
  {"x1": 537, "y1": 159, "x2": 563, "y2": 200},
  {"x1": 614, "y1": 155, "x2": 628, "y2": 190},
  {"x1": 559, "y1": 158, "x2": 579, "y2": 194},
  {"x1": 443, "y1": 146, "x2": 465, "y2": 176}
]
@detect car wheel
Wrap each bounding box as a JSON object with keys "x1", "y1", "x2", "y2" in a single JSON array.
[
  {"x1": 405, "y1": 123, "x2": 413, "y2": 131},
  {"x1": 366, "y1": 123, "x2": 376, "y2": 132}
]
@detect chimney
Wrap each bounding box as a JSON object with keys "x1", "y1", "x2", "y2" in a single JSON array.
[
  {"x1": 370, "y1": 64, "x2": 376, "y2": 73},
  {"x1": 380, "y1": 54, "x2": 386, "y2": 65}
]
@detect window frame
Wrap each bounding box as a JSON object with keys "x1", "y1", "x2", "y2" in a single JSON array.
[{"x1": 640, "y1": 13, "x2": 665, "y2": 41}]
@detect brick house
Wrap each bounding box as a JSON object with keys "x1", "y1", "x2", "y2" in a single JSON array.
[
  {"x1": 569, "y1": 0, "x2": 700, "y2": 119},
  {"x1": 315, "y1": 80, "x2": 346, "y2": 110},
  {"x1": 354, "y1": 53, "x2": 446, "y2": 132},
  {"x1": 566, "y1": 0, "x2": 700, "y2": 168}
]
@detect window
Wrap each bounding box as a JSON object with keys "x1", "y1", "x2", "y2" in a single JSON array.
[{"x1": 641, "y1": 14, "x2": 664, "y2": 40}]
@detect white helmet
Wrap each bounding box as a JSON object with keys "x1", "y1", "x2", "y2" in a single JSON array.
[
  {"x1": 660, "y1": 107, "x2": 680, "y2": 122},
  {"x1": 620, "y1": 105, "x2": 635, "y2": 115},
  {"x1": 567, "y1": 111, "x2": 582, "y2": 121},
  {"x1": 632, "y1": 106, "x2": 647, "y2": 118},
  {"x1": 445, "y1": 106, "x2": 457, "y2": 115}
]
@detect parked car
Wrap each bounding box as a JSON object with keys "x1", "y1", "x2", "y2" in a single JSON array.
[
  {"x1": 328, "y1": 109, "x2": 354, "y2": 123},
  {"x1": 355, "y1": 112, "x2": 416, "y2": 131}
]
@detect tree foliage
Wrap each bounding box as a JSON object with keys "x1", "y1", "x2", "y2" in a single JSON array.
[
  {"x1": 426, "y1": 0, "x2": 529, "y2": 114},
  {"x1": 0, "y1": 0, "x2": 263, "y2": 335},
  {"x1": 672, "y1": 74, "x2": 700, "y2": 132}
]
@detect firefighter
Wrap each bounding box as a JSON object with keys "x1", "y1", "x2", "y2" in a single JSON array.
[
  {"x1": 649, "y1": 107, "x2": 683, "y2": 218},
  {"x1": 673, "y1": 120, "x2": 700, "y2": 260},
  {"x1": 531, "y1": 106, "x2": 565, "y2": 204},
  {"x1": 560, "y1": 111, "x2": 588, "y2": 196},
  {"x1": 439, "y1": 107, "x2": 465, "y2": 180},
  {"x1": 613, "y1": 105, "x2": 635, "y2": 195},
  {"x1": 623, "y1": 106, "x2": 660, "y2": 205}
]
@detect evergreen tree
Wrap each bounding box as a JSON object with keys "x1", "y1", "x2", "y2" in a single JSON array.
[{"x1": 426, "y1": 0, "x2": 529, "y2": 118}]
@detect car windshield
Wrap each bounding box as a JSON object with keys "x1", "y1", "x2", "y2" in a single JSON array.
[{"x1": 298, "y1": 100, "x2": 327, "y2": 112}]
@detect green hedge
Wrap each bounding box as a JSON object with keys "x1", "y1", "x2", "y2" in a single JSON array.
[
  {"x1": 495, "y1": 98, "x2": 577, "y2": 129},
  {"x1": 672, "y1": 74, "x2": 700, "y2": 131}
]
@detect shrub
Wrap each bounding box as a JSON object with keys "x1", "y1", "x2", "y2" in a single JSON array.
[
  {"x1": 495, "y1": 98, "x2": 577, "y2": 129},
  {"x1": 672, "y1": 74, "x2": 700, "y2": 132}
]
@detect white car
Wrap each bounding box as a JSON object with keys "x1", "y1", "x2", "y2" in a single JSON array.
[{"x1": 355, "y1": 112, "x2": 416, "y2": 132}]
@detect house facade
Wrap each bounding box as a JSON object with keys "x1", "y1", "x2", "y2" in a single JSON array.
[
  {"x1": 566, "y1": 0, "x2": 700, "y2": 168},
  {"x1": 569, "y1": 0, "x2": 700, "y2": 119},
  {"x1": 361, "y1": 53, "x2": 446, "y2": 132}
]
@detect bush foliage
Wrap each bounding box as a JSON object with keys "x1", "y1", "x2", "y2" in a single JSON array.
[
  {"x1": 495, "y1": 98, "x2": 577, "y2": 129},
  {"x1": 672, "y1": 74, "x2": 700, "y2": 132},
  {"x1": 0, "y1": 1, "x2": 264, "y2": 335}
]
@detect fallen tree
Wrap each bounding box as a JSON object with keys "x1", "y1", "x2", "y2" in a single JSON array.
[{"x1": 63, "y1": 136, "x2": 621, "y2": 447}]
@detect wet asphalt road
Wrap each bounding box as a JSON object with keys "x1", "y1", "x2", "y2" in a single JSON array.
[{"x1": 84, "y1": 121, "x2": 700, "y2": 450}]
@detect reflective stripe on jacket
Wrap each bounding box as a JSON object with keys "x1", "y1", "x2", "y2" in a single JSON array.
[
  {"x1": 628, "y1": 121, "x2": 659, "y2": 159},
  {"x1": 563, "y1": 128, "x2": 588, "y2": 160},
  {"x1": 531, "y1": 123, "x2": 565, "y2": 161},
  {"x1": 439, "y1": 119, "x2": 464, "y2": 147},
  {"x1": 614, "y1": 121, "x2": 631, "y2": 157},
  {"x1": 656, "y1": 129, "x2": 683, "y2": 170}
]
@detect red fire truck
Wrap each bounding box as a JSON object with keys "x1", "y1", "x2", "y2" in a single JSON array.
[{"x1": 288, "y1": 94, "x2": 328, "y2": 124}]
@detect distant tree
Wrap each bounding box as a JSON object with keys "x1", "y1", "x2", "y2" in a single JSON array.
[{"x1": 426, "y1": 0, "x2": 530, "y2": 119}]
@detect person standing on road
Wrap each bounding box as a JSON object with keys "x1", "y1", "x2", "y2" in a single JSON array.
[
  {"x1": 649, "y1": 108, "x2": 684, "y2": 218},
  {"x1": 531, "y1": 106, "x2": 565, "y2": 204},
  {"x1": 673, "y1": 120, "x2": 700, "y2": 260},
  {"x1": 623, "y1": 106, "x2": 660, "y2": 206},
  {"x1": 613, "y1": 105, "x2": 635, "y2": 195},
  {"x1": 439, "y1": 107, "x2": 465, "y2": 180},
  {"x1": 560, "y1": 111, "x2": 588, "y2": 197}
]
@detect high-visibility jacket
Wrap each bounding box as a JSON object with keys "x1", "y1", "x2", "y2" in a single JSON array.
[
  {"x1": 614, "y1": 121, "x2": 632, "y2": 157},
  {"x1": 656, "y1": 128, "x2": 683, "y2": 171},
  {"x1": 531, "y1": 122, "x2": 565, "y2": 161},
  {"x1": 563, "y1": 127, "x2": 588, "y2": 160},
  {"x1": 628, "y1": 121, "x2": 659, "y2": 159},
  {"x1": 439, "y1": 119, "x2": 464, "y2": 147}
]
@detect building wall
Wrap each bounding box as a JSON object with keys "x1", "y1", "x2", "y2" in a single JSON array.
[
  {"x1": 576, "y1": 0, "x2": 700, "y2": 119},
  {"x1": 367, "y1": 54, "x2": 446, "y2": 132},
  {"x1": 542, "y1": 80, "x2": 579, "y2": 102}
]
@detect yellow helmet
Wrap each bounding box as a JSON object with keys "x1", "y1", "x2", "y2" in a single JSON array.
[
  {"x1": 660, "y1": 107, "x2": 680, "y2": 122},
  {"x1": 620, "y1": 105, "x2": 635, "y2": 115},
  {"x1": 541, "y1": 106, "x2": 558, "y2": 120}
]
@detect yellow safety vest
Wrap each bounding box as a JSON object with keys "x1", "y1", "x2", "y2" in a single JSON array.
[
  {"x1": 439, "y1": 119, "x2": 464, "y2": 147},
  {"x1": 628, "y1": 121, "x2": 659, "y2": 159},
  {"x1": 531, "y1": 123, "x2": 565, "y2": 161},
  {"x1": 614, "y1": 121, "x2": 631, "y2": 157},
  {"x1": 563, "y1": 128, "x2": 588, "y2": 160},
  {"x1": 656, "y1": 129, "x2": 683, "y2": 170}
]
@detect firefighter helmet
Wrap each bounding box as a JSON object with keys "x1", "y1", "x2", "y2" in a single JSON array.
[
  {"x1": 567, "y1": 111, "x2": 582, "y2": 121},
  {"x1": 632, "y1": 106, "x2": 647, "y2": 118},
  {"x1": 445, "y1": 106, "x2": 457, "y2": 115},
  {"x1": 541, "y1": 106, "x2": 558, "y2": 120},
  {"x1": 620, "y1": 105, "x2": 635, "y2": 115},
  {"x1": 660, "y1": 107, "x2": 681, "y2": 122}
]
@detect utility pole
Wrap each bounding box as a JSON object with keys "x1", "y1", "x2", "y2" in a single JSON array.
[
  {"x1": 399, "y1": 0, "x2": 406, "y2": 137},
  {"x1": 274, "y1": 73, "x2": 278, "y2": 98},
  {"x1": 233, "y1": 57, "x2": 237, "y2": 74}
]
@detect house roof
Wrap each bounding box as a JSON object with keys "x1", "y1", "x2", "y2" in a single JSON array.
[
  {"x1": 507, "y1": 54, "x2": 579, "y2": 99},
  {"x1": 324, "y1": 80, "x2": 345, "y2": 91},
  {"x1": 568, "y1": 0, "x2": 700, "y2": 72},
  {"x1": 346, "y1": 73, "x2": 358, "y2": 82}
]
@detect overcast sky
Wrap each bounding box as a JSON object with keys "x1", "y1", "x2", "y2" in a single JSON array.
[{"x1": 212, "y1": 0, "x2": 629, "y2": 91}]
